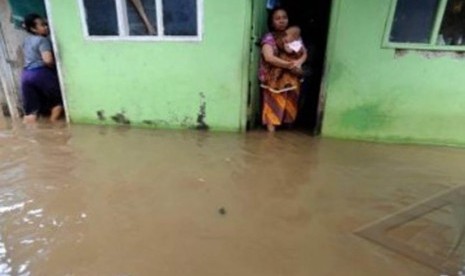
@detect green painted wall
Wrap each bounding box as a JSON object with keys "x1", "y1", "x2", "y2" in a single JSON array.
[
  {"x1": 323, "y1": 0, "x2": 465, "y2": 146},
  {"x1": 48, "y1": 0, "x2": 252, "y2": 131}
]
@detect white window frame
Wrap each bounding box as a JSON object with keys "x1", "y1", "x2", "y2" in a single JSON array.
[
  {"x1": 383, "y1": 0, "x2": 465, "y2": 51},
  {"x1": 78, "y1": 0, "x2": 203, "y2": 42}
]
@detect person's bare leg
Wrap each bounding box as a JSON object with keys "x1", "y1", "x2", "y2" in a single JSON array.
[
  {"x1": 267, "y1": 123, "x2": 276, "y2": 132},
  {"x1": 23, "y1": 114, "x2": 38, "y2": 124},
  {"x1": 50, "y1": 105, "x2": 63, "y2": 122}
]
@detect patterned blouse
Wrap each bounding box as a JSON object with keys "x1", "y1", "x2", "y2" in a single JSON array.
[{"x1": 259, "y1": 32, "x2": 278, "y2": 83}]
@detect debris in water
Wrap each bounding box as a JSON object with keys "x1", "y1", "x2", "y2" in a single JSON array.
[
  {"x1": 27, "y1": 209, "x2": 43, "y2": 216},
  {"x1": 0, "y1": 202, "x2": 25, "y2": 214},
  {"x1": 20, "y1": 240, "x2": 34, "y2": 245},
  {"x1": 218, "y1": 207, "x2": 226, "y2": 215}
]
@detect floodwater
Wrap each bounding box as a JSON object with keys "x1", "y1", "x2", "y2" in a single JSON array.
[{"x1": 0, "y1": 120, "x2": 464, "y2": 276}]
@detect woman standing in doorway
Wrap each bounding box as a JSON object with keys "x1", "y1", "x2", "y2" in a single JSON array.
[
  {"x1": 21, "y1": 13, "x2": 63, "y2": 124},
  {"x1": 260, "y1": 8, "x2": 307, "y2": 132}
]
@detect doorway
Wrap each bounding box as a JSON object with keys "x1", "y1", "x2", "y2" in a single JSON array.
[
  {"x1": 247, "y1": 0, "x2": 332, "y2": 134},
  {"x1": 0, "y1": 0, "x2": 67, "y2": 121},
  {"x1": 281, "y1": 0, "x2": 332, "y2": 134},
  {"x1": 0, "y1": 0, "x2": 26, "y2": 118}
]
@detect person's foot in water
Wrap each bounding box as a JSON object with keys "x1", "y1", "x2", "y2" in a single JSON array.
[{"x1": 50, "y1": 105, "x2": 63, "y2": 123}]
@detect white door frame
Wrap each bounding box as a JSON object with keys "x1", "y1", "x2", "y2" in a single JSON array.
[
  {"x1": 0, "y1": 24, "x2": 20, "y2": 119},
  {"x1": 44, "y1": 0, "x2": 70, "y2": 123}
]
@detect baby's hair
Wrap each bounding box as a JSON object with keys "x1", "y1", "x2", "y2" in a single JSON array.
[{"x1": 287, "y1": 26, "x2": 301, "y2": 36}]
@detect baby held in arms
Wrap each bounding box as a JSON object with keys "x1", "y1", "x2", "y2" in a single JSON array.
[
  {"x1": 282, "y1": 25, "x2": 305, "y2": 70},
  {"x1": 265, "y1": 26, "x2": 306, "y2": 93}
]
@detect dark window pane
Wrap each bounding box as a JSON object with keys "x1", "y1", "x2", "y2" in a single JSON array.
[
  {"x1": 83, "y1": 0, "x2": 119, "y2": 36},
  {"x1": 126, "y1": 0, "x2": 157, "y2": 36},
  {"x1": 162, "y1": 0, "x2": 197, "y2": 36},
  {"x1": 439, "y1": 0, "x2": 465, "y2": 45},
  {"x1": 7, "y1": 0, "x2": 47, "y2": 28},
  {"x1": 389, "y1": 0, "x2": 439, "y2": 43}
]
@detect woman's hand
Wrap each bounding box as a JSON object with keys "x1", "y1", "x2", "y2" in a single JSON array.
[
  {"x1": 291, "y1": 60, "x2": 304, "y2": 69},
  {"x1": 294, "y1": 60, "x2": 304, "y2": 68},
  {"x1": 285, "y1": 61, "x2": 296, "y2": 70},
  {"x1": 286, "y1": 60, "x2": 303, "y2": 71}
]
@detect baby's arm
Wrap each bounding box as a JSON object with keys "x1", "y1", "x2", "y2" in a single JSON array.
[{"x1": 296, "y1": 44, "x2": 308, "y2": 67}]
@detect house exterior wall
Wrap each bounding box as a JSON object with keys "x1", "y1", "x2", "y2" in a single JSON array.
[
  {"x1": 322, "y1": 0, "x2": 465, "y2": 146},
  {"x1": 48, "y1": 0, "x2": 252, "y2": 131}
]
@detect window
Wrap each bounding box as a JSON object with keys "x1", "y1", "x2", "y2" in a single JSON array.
[
  {"x1": 384, "y1": 0, "x2": 465, "y2": 50},
  {"x1": 79, "y1": 0, "x2": 202, "y2": 41}
]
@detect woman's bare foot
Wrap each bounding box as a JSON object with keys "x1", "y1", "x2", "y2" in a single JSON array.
[
  {"x1": 267, "y1": 124, "x2": 276, "y2": 132},
  {"x1": 50, "y1": 106, "x2": 63, "y2": 122},
  {"x1": 23, "y1": 114, "x2": 38, "y2": 124}
]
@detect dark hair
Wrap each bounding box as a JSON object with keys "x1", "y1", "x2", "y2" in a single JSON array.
[
  {"x1": 23, "y1": 13, "x2": 43, "y2": 34},
  {"x1": 267, "y1": 7, "x2": 288, "y2": 31}
]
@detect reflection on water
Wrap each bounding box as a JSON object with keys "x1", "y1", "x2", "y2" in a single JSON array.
[
  {"x1": 0, "y1": 234, "x2": 12, "y2": 275},
  {"x1": 356, "y1": 185, "x2": 465, "y2": 275},
  {"x1": 0, "y1": 120, "x2": 465, "y2": 275}
]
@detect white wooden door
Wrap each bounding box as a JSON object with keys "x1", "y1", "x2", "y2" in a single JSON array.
[{"x1": 0, "y1": 0, "x2": 26, "y2": 119}]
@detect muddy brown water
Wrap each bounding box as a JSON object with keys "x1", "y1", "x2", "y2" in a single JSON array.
[{"x1": 0, "y1": 120, "x2": 464, "y2": 275}]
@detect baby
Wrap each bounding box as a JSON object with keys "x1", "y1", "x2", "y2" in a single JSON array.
[
  {"x1": 282, "y1": 26, "x2": 305, "y2": 63},
  {"x1": 264, "y1": 26, "x2": 305, "y2": 93}
]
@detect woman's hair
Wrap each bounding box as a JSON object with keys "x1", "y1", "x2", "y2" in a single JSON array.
[
  {"x1": 267, "y1": 7, "x2": 288, "y2": 31},
  {"x1": 23, "y1": 13, "x2": 43, "y2": 34}
]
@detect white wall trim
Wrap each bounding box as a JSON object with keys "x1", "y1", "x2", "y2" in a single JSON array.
[
  {"x1": 197, "y1": 0, "x2": 204, "y2": 40},
  {"x1": 77, "y1": 0, "x2": 89, "y2": 37},
  {"x1": 155, "y1": 0, "x2": 164, "y2": 36},
  {"x1": 0, "y1": 28, "x2": 19, "y2": 119},
  {"x1": 116, "y1": 0, "x2": 129, "y2": 36},
  {"x1": 44, "y1": 0, "x2": 70, "y2": 123},
  {"x1": 77, "y1": 0, "x2": 203, "y2": 42},
  {"x1": 81, "y1": 36, "x2": 202, "y2": 42}
]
